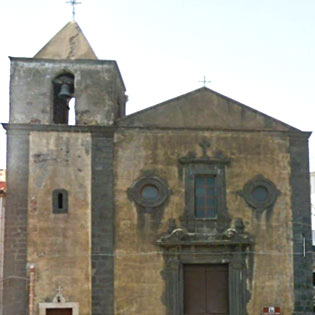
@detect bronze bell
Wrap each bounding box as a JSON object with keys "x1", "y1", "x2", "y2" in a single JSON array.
[{"x1": 58, "y1": 83, "x2": 72, "y2": 99}]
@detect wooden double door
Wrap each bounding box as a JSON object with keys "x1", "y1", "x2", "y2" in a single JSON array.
[
  {"x1": 46, "y1": 309, "x2": 72, "y2": 315},
  {"x1": 184, "y1": 264, "x2": 229, "y2": 315}
]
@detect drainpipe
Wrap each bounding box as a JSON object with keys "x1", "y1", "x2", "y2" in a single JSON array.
[{"x1": 29, "y1": 264, "x2": 36, "y2": 315}]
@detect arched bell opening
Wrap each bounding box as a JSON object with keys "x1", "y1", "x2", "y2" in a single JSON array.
[{"x1": 52, "y1": 73, "x2": 75, "y2": 124}]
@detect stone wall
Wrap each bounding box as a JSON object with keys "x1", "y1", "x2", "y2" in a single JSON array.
[
  {"x1": 114, "y1": 128, "x2": 295, "y2": 314},
  {"x1": 2, "y1": 129, "x2": 29, "y2": 315},
  {"x1": 27, "y1": 131, "x2": 92, "y2": 315}
]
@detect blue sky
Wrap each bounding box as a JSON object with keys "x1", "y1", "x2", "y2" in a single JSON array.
[{"x1": 1, "y1": 0, "x2": 315, "y2": 170}]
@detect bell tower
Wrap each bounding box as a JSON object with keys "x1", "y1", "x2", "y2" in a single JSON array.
[
  {"x1": 10, "y1": 21, "x2": 126, "y2": 125},
  {"x1": 3, "y1": 21, "x2": 124, "y2": 315}
]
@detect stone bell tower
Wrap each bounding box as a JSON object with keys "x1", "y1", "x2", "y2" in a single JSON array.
[
  {"x1": 10, "y1": 21, "x2": 126, "y2": 126},
  {"x1": 3, "y1": 21, "x2": 125, "y2": 315}
]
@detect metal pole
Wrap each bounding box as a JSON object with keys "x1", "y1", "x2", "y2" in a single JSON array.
[{"x1": 29, "y1": 265, "x2": 35, "y2": 315}]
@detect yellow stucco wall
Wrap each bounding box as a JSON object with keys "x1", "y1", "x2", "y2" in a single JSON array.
[
  {"x1": 27, "y1": 131, "x2": 91, "y2": 315},
  {"x1": 114, "y1": 129, "x2": 294, "y2": 314}
]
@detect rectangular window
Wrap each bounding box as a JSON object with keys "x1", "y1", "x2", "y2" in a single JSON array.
[
  {"x1": 195, "y1": 175, "x2": 216, "y2": 218},
  {"x1": 52, "y1": 189, "x2": 68, "y2": 214}
]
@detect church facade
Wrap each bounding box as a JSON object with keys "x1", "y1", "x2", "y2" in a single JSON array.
[{"x1": 2, "y1": 22, "x2": 313, "y2": 315}]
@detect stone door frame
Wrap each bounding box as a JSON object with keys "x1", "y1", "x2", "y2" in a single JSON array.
[
  {"x1": 160, "y1": 243, "x2": 250, "y2": 315},
  {"x1": 39, "y1": 302, "x2": 79, "y2": 315}
]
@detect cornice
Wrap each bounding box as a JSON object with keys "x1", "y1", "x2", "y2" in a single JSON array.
[{"x1": 1, "y1": 123, "x2": 115, "y2": 136}]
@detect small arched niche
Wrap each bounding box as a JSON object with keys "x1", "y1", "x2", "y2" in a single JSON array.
[{"x1": 52, "y1": 73, "x2": 75, "y2": 124}]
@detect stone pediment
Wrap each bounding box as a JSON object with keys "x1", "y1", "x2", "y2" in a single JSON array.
[
  {"x1": 120, "y1": 87, "x2": 301, "y2": 132},
  {"x1": 157, "y1": 218, "x2": 252, "y2": 248}
]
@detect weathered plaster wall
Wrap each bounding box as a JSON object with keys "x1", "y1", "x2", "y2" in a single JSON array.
[
  {"x1": 114, "y1": 129, "x2": 294, "y2": 314},
  {"x1": 27, "y1": 131, "x2": 91, "y2": 315}
]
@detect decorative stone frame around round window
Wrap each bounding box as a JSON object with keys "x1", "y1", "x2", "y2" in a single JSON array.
[
  {"x1": 240, "y1": 175, "x2": 280, "y2": 210},
  {"x1": 128, "y1": 176, "x2": 169, "y2": 211}
]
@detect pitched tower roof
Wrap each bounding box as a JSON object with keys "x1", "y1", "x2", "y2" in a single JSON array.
[{"x1": 34, "y1": 21, "x2": 97, "y2": 60}]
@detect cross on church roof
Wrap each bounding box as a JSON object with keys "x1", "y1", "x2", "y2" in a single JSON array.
[
  {"x1": 199, "y1": 76, "x2": 211, "y2": 87},
  {"x1": 57, "y1": 285, "x2": 63, "y2": 295},
  {"x1": 66, "y1": 0, "x2": 82, "y2": 21}
]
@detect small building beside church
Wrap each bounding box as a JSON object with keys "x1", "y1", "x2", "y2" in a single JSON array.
[
  {"x1": 1, "y1": 22, "x2": 313, "y2": 315},
  {"x1": 0, "y1": 169, "x2": 6, "y2": 315}
]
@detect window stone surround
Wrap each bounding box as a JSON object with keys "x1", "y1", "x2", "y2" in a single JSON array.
[{"x1": 178, "y1": 149, "x2": 231, "y2": 234}]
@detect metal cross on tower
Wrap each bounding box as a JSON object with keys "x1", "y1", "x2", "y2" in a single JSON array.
[
  {"x1": 199, "y1": 76, "x2": 211, "y2": 87},
  {"x1": 66, "y1": 0, "x2": 82, "y2": 21}
]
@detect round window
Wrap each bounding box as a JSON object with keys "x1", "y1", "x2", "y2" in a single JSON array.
[
  {"x1": 128, "y1": 176, "x2": 169, "y2": 210},
  {"x1": 141, "y1": 185, "x2": 159, "y2": 201},
  {"x1": 252, "y1": 186, "x2": 268, "y2": 202},
  {"x1": 240, "y1": 175, "x2": 280, "y2": 210}
]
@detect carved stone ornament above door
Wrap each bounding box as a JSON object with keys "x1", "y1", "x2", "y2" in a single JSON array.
[
  {"x1": 157, "y1": 217, "x2": 252, "y2": 315},
  {"x1": 157, "y1": 217, "x2": 252, "y2": 247}
]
